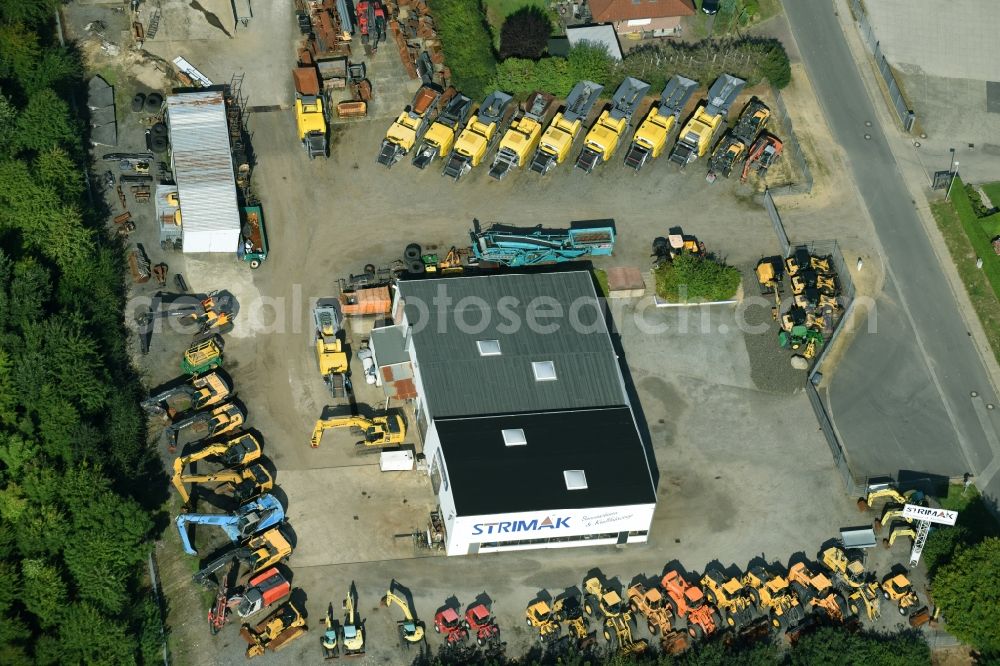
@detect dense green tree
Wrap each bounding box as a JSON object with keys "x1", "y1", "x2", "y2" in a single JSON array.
[
  {"x1": 568, "y1": 43, "x2": 613, "y2": 86},
  {"x1": 0, "y1": 92, "x2": 17, "y2": 156},
  {"x1": 499, "y1": 6, "x2": 551, "y2": 60},
  {"x1": 7, "y1": 257, "x2": 51, "y2": 331},
  {"x1": 20, "y1": 559, "x2": 66, "y2": 628},
  {"x1": 788, "y1": 626, "x2": 930, "y2": 665},
  {"x1": 35, "y1": 147, "x2": 83, "y2": 202},
  {"x1": 14, "y1": 88, "x2": 77, "y2": 153},
  {"x1": 50, "y1": 602, "x2": 137, "y2": 665},
  {"x1": 0, "y1": 0, "x2": 60, "y2": 27},
  {"x1": 427, "y1": 0, "x2": 497, "y2": 99},
  {"x1": 933, "y1": 537, "x2": 1000, "y2": 653},
  {"x1": 922, "y1": 524, "x2": 972, "y2": 574}
]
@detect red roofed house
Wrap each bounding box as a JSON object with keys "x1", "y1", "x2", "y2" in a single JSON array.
[{"x1": 589, "y1": 0, "x2": 696, "y2": 37}]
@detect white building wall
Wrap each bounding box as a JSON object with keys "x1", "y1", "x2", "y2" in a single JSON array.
[{"x1": 445, "y1": 503, "x2": 655, "y2": 556}]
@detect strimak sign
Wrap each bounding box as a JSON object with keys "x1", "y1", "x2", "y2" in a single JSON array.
[{"x1": 901, "y1": 504, "x2": 958, "y2": 526}]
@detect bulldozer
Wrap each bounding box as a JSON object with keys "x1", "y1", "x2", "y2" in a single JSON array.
[
  {"x1": 787, "y1": 562, "x2": 852, "y2": 623},
  {"x1": 575, "y1": 77, "x2": 650, "y2": 173},
  {"x1": 171, "y1": 461, "x2": 273, "y2": 508},
  {"x1": 181, "y1": 335, "x2": 224, "y2": 375},
  {"x1": 193, "y1": 527, "x2": 292, "y2": 587},
  {"x1": 818, "y1": 546, "x2": 881, "y2": 621},
  {"x1": 176, "y1": 493, "x2": 285, "y2": 555},
  {"x1": 142, "y1": 371, "x2": 230, "y2": 418},
  {"x1": 324, "y1": 582, "x2": 365, "y2": 658},
  {"x1": 174, "y1": 432, "x2": 262, "y2": 472},
  {"x1": 624, "y1": 75, "x2": 698, "y2": 171},
  {"x1": 741, "y1": 566, "x2": 806, "y2": 630},
  {"x1": 377, "y1": 83, "x2": 444, "y2": 167},
  {"x1": 412, "y1": 90, "x2": 473, "y2": 169},
  {"x1": 313, "y1": 302, "x2": 348, "y2": 393},
  {"x1": 669, "y1": 74, "x2": 745, "y2": 166},
  {"x1": 489, "y1": 91, "x2": 554, "y2": 180},
  {"x1": 882, "y1": 573, "x2": 920, "y2": 616},
  {"x1": 381, "y1": 579, "x2": 425, "y2": 648},
  {"x1": 309, "y1": 412, "x2": 405, "y2": 449},
  {"x1": 661, "y1": 569, "x2": 720, "y2": 639},
  {"x1": 700, "y1": 569, "x2": 756, "y2": 629},
  {"x1": 241, "y1": 600, "x2": 308, "y2": 658},
  {"x1": 530, "y1": 80, "x2": 604, "y2": 175},
  {"x1": 164, "y1": 401, "x2": 245, "y2": 453},
  {"x1": 627, "y1": 582, "x2": 674, "y2": 636},
  {"x1": 445, "y1": 90, "x2": 515, "y2": 180}
]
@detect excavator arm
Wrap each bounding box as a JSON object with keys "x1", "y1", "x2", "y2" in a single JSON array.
[
  {"x1": 172, "y1": 462, "x2": 272, "y2": 505},
  {"x1": 310, "y1": 415, "x2": 373, "y2": 448},
  {"x1": 176, "y1": 494, "x2": 284, "y2": 555}
]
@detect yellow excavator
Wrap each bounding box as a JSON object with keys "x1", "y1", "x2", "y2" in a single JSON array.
[
  {"x1": 381, "y1": 579, "x2": 425, "y2": 648},
  {"x1": 857, "y1": 483, "x2": 923, "y2": 510},
  {"x1": 142, "y1": 371, "x2": 230, "y2": 418},
  {"x1": 883, "y1": 521, "x2": 919, "y2": 549},
  {"x1": 171, "y1": 462, "x2": 273, "y2": 507},
  {"x1": 193, "y1": 527, "x2": 292, "y2": 586},
  {"x1": 324, "y1": 582, "x2": 365, "y2": 658},
  {"x1": 173, "y1": 432, "x2": 262, "y2": 473},
  {"x1": 310, "y1": 413, "x2": 405, "y2": 449}
]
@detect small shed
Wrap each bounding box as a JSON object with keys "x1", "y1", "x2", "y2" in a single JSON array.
[{"x1": 370, "y1": 324, "x2": 417, "y2": 400}]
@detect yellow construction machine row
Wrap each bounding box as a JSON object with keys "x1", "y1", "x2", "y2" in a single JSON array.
[{"x1": 376, "y1": 74, "x2": 781, "y2": 181}]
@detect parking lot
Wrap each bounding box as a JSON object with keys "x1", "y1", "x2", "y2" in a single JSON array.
[{"x1": 60, "y1": 1, "x2": 927, "y2": 662}]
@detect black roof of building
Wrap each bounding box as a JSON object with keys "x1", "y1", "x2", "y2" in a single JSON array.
[
  {"x1": 436, "y1": 407, "x2": 657, "y2": 516},
  {"x1": 398, "y1": 271, "x2": 627, "y2": 418}
]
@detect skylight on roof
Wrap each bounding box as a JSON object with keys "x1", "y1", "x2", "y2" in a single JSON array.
[
  {"x1": 532, "y1": 361, "x2": 557, "y2": 381},
  {"x1": 564, "y1": 470, "x2": 588, "y2": 490},
  {"x1": 477, "y1": 339, "x2": 501, "y2": 356},
  {"x1": 502, "y1": 428, "x2": 526, "y2": 446}
]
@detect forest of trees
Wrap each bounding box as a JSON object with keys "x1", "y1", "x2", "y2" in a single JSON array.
[{"x1": 0, "y1": 0, "x2": 167, "y2": 662}]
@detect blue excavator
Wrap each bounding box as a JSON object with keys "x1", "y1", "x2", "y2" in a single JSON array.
[
  {"x1": 469, "y1": 218, "x2": 616, "y2": 267},
  {"x1": 176, "y1": 493, "x2": 285, "y2": 555}
]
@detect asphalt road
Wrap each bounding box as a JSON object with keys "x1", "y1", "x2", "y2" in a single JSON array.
[{"x1": 782, "y1": 0, "x2": 1000, "y2": 502}]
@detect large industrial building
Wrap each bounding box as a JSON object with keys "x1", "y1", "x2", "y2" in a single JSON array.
[
  {"x1": 163, "y1": 90, "x2": 242, "y2": 253},
  {"x1": 371, "y1": 270, "x2": 658, "y2": 556}
]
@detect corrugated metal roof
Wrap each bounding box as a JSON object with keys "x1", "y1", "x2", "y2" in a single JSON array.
[
  {"x1": 399, "y1": 271, "x2": 628, "y2": 418},
  {"x1": 167, "y1": 91, "x2": 241, "y2": 251}
]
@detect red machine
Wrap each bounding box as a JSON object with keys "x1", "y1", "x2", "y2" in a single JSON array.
[
  {"x1": 741, "y1": 133, "x2": 783, "y2": 182},
  {"x1": 356, "y1": 1, "x2": 386, "y2": 50},
  {"x1": 433, "y1": 607, "x2": 468, "y2": 645},
  {"x1": 208, "y1": 567, "x2": 291, "y2": 633},
  {"x1": 464, "y1": 603, "x2": 500, "y2": 646}
]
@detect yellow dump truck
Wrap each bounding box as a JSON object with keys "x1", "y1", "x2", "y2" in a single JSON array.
[
  {"x1": 668, "y1": 74, "x2": 745, "y2": 167},
  {"x1": 411, "y1": 91, "x2": 473, "y2": 169},
  {"x1": 376, "y1": 83, "x2": 443, "y2": 167},
  {"x1": 293, "y1": 66, "x2": 328, "y2": 159},
  {"x1": 489, "y1": 91, "x2": 554, "y2": 180},
  {"x1": 624, "y1": 75, "x2": 697, "y2": 171},
  {"x1": 529, "y1": 80, "x2": 604, "y2": 175},
  {"x1": 575, "y1": 77, "x2": 650, "y2": 173},
  {"x1": 444, "y1": 90, "x2": 514, "y2": 180}
]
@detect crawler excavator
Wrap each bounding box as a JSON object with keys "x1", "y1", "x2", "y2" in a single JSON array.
[
  {"x1": 142, "y1": 371, "x2": 230, "y2": 418},
  {"x1": 445, "y1": 90, "x2": 514, "y2": 180},
  {"x1": 411, "y1": 90, "x2": 473, "y2": 169},
  {"x1": 787, "y1": 562, "x2": 852, "y2": 623},
  {"x1": 193, "y1": 527, "x2": 292, "y2": 586},
  {"x1": 874, "y1": 503, "x2": 916, "y2": 533},
  {"x1": 741, "y1": 566, "x2": 806, "y2": 630},
  {"x1": 530, "y1": 80, "x2": 603, "y2": 175},
  {"x1": 324, "y1": 582, "x2": 365, "y2": 657},
  {"x1": 668, "y1": 74, "x2": 745, "y2": 166},
  {"x1": 857, "y1": 482, "x2": 924, "y2": 510},
  {"x1": 377, "y1": 83, "x2": 444, "y2": 167},
  {"x1": 818, "y1": 546, "x2": 882, "y2": 621},
  {"x1": 741, "y1": 132, "x2": 782, "y2": 182},
  {"x1": 883, "y1": 521, "x2": 920, "y2": 550},
  {"x1": 176, "y1": 493, "x2": 285, "y2": 555},
  {"x1": 309, "y1": 412, "x2": 405, "y2": 449},
  {"x1": 624, "y1": 75, "x2": 697, "y2": 171},
  {"x1": 172, "y1": 461, "x2": 273, "y2": 508},
  {"x1": 164, "y1": 402, "x2": 245, "y2": 453},
  {"x1": 575, "y1": 77, "x2": 650, "y2": 173},
  {"x1": 661, "y1": 569, "x2": 720, "y2": 639},
  {"x1": 489, "y1": 91, "x2": 554, "y2": 180},
  {"x1": 241, "y1": 601, "x2": 308, "y2": 658},
  {"x1": 381, "y1": 579, "x2": 425, "y2": 648},
  {"x1": 700, "y1": 569, "x2": 756, "y2": 629},
  {"x1": 174, "y1": 432, "x2": 262, "y2": 472}
]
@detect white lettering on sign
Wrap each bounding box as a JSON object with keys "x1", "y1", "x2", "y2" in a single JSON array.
[{"x1": 902, "y1": 504, "x2": 958, "y2": 526}]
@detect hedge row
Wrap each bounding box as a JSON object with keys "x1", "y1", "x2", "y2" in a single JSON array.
[{"x1": 428, "y1": 0, "x2": 498, "y2": 100}]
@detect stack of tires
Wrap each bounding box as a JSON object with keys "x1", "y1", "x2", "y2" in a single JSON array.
[{"x1": 403, "y1": 243, "x2": 423, "y2": 274}]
